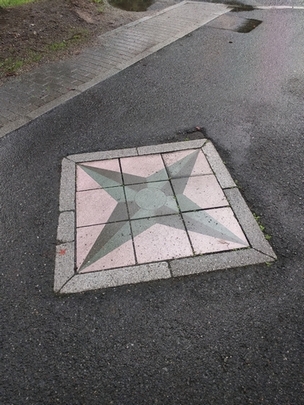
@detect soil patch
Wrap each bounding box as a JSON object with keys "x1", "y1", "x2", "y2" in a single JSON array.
[{"x1": 0, "y1": 0, "x2": 153, "y2": 82}]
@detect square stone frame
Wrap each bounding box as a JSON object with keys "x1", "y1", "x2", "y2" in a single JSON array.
[{"x1": 54, "y1": 139, "x2": 276, "y2": 294}]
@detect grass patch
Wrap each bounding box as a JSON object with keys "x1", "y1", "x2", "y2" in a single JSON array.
[
  {"x1": 0, "y1": 0, "x2": 34, "y2": 7},
  {"x1": 0, "y1": 50, "x2": 42, "y2": 76},
  {"x1": 0, "y1": 57, "x2": 24, "y2": 74},
  {"x1": 253, "y1": 213, "x2": 272, "y2": 240},
  {"x1": 46, "y1": 29, "x2": 89, "y2": 52},
  {"x1": 47, "y1": 41, "x2": 68, "y2": 52},
  {"x1": 91, "y1": 0, "x2": 104, "y2": 13},
  {"x1": 0, "y1": 29, "x2": 89, "y2": 78}
]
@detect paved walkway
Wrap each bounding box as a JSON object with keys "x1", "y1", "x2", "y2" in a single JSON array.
[{"x1": 0, "y1": 1, "x2": 229, "y2": 138}]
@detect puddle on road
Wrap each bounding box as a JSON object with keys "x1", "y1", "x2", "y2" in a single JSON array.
[
  {"x1": 228, "y1": 1, "x2": 255, "y2": 12},
  {"x1": 109, "y1": 0, "x2": 154, "y2": 11},
  {"x1": 207, "y1": 14, "x2": 262, "y2": 34},
  {"x1": 237, "y1": 18, "x2": 262, "y2": 33}
]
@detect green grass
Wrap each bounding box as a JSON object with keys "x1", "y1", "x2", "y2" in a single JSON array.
[
  {"x1": 47, "y1": 41, "x2": 68, "y2": 52},
  {"x1": 91, "y1": 0, "x2": 104, "y2": 12},
  {"x1": 0, "y1": 57, "x2": 24, "y2": 74},
  {"x1": 0, "y1": 28, "x2": 89, "y2": 78},
  {"x1": 0, "y1": 0, "x2": 34, "y2": 7},
  {"x1": 46, "y1": 30, "x2": 89, "y2": 52},
  {"x1": 0, "y1": 50, "x2": 43, "y2": 76},
  {"x1": 253, "y1": 213, "x2": 272, "y2": 240}
]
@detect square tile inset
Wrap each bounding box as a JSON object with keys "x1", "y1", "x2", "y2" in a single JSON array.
[
  {"x1": 121, "y1": 154, "x2": 168, "y2": 184},
  {"x1": 183, "y1": 207, "x2": 249, "y2": 255},
  {"x1": 131, "y1": 215, "x2": 193, "y2": 264},
  {"x1": 77, "y1": 222, "x2": 135, "y2": 273},
  {"x1": 172, "y1": 174, "x2": 228, "y2": 211},
  {"x1": 76, "y1": 187, "x2": 127, "y2": 227},
  {"x1": 77, "y1": 159, "x2": 122, "y2": 191},
  {"x1": 55, "y1": 140, "x2": 276, "y2": 294},
  {"x1": 163, "y1": 149, "x2": 213, "y2": 178}
]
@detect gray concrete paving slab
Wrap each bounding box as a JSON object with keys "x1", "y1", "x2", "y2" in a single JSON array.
[
  {"x1": 68, "y1": 147, "x2": 139, "y2": 162},
  {"x1": 170, "y1": 248, "x2": 270, "y2": 276},
  {"x1": 60, "y1": 262, "x2": 171, "y2": 294},
  {"x1": 57, "y1": 211, "x2": 75, "y2": 244},
  {"x1": 59, "y1": 158, "x2": 76, "y2": 212},
  {"x1": 202, "y1": 141, "x2": 236, "y2": 188}
]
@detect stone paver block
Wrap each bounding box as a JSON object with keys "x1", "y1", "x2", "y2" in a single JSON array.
[
  {"x1": 202, "y1": 141, "x2": 236, "y2": 189},
  {"x1": 60, "y1": 262, "x2": 171, "y2": 294},
  {"x1": 170, "y1": 249, "x2": 270, "y2": 277},
  {"x1": 54, "y1": 242, "x2": 75, "y2": 293},
  {"x1": 57, "y1": 211, "x2": 75, "y2": 243},
  {"x1": 59, "y1": 158, "x2": 76, "y2": 212},
  {"x1": 68, "y1": 147, "x2": 138, "y2": 163},
  {"x1": 137, "y1": 139, "x2": 207, "y2": 155},
  {"x1": 224, "y1": 188, "x2": 277, "y2": 259}
]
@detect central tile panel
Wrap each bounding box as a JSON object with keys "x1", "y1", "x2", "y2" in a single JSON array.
[
  {"x1": 55, "y1": 140, "x2": 277, "y2": 294},
  {"x1": 75, "y1": 147, "x2": 249, "y2": 273}
]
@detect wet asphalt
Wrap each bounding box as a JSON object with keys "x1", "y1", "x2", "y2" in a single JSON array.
[
  {"x1": 200, "y1": 0, "x2": 304, "y2": 7},
  {"x1": 0, "y1": 7, "x2": 303, "y2": 405}
]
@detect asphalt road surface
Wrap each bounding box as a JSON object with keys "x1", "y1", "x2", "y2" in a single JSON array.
[
  {"x1": 201, "y1": 0, "x2": 304, "y2": 7},
  {"x1": 1, "y1": 6, "x2": 303, "y2": 405}
]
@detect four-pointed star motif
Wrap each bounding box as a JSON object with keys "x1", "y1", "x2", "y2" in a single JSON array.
[{"x1": 76, "y1": 150, "x2": 248, "y2": 272}]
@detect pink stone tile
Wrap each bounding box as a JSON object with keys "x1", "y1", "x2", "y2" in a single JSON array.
[
  {"x1": 76, "y1": 224, "x2": 135, "y2": 272},
  {"x1": 162, "y1": 149, "x2": 212, "y2": 177},
  {"x1": 131, "y1": 216, "x2": 193, "y2": 264},
  {"x1": 77, "y1": 159, "x2": 121, "y2": 191},
  {"x1": 120, "y1": 154, "x2": 167, "y2": 183},
  {"x1": 76, "y1": 188, "x2": 127, "y2": 227},
  {"x1": 173, "y1": 174, "x2": 228, "y2": 211},
  {"x1": 207, "y1": 207, "x2": 248, "y2": 244},
  {"x1": 185, "y1": 207, "x2": 249, "y2": 254}
]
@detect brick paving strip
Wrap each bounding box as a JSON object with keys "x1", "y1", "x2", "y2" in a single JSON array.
[
  {"x1": 0, "y1": 1, "x2": 230, "y2": 138},
  {"x1": 55, "y1": 139, "x2": 276, "y2": 294}
]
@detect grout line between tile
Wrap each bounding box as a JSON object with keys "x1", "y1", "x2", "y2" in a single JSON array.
[
  {"x1": 160, "y1": 153, "x2": 196, "y2": 256},
  {"x1": 119, "y1": 158, "x2": 139, "y2": 265},
  {"x1": 167, "y1": 260, "x2": 174, "y2": 278}
]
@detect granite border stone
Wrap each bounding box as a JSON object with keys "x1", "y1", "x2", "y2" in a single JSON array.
[
  {"x1": 57, "y1": 211, "x2": 75, "y2": 243},
  {"x1": 137, "y1": 139, "x2": 207, "y2": 155},
  {"x1": 224, "y1": 187, "x2": 277, "y2": 259},
  {"x1": 59, "y1": 158, "x2": 75, "y2": 212},
  {"x1": 170, "y1": 248, "x2": 271, "y2": 277},
  {"x1": 202, "y1": 141, "x2": 236, "y2": 189},
  {"x1": 54, "y1": 242, "x2": 75, "y2": 293},
  {"x1": 67, "y1": 147, "x2": 138, "y2": 163},
  {"x1": 60, "y1": 262, "x2": 171, "y2": 294}
]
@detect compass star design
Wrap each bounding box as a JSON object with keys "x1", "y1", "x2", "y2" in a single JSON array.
[{"x1": 76, "y1": 150, "x2": 248, "y2": 272}]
